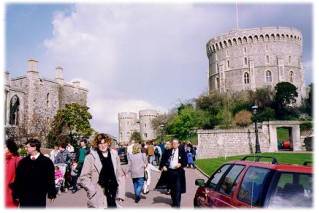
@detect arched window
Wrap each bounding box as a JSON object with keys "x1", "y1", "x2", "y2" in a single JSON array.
[
  {"x1": 244, "y1": 57, "x2": 248, "y2": 65},
  {"x1": 233, "y1": 38, "x2": 237, "y2": 45},
  {"x1": 216, "y1": 77, "x2": 220, "y2": 89},
  {"x1": 266, "y1": 70, "x2": 272, "y2": 82},
  {"x1": 289, "y1": 56, "x2": 291, "y2": 64},
  {"x1": 47, "y1": 93, "x2": 50, "y2": 107},
  {"x1": 265, "y1": 34, "x2": 270, "y2": 41},
  {"x1": 228, "y1": 39, "x2": 232, "y2": 46},
  {"x1": 244, "y1": 72, "x2": 250, "y2": 84},
  {"x1": 248, "y1": 36, "x2": 253, "y2": 43},
  {"x1": 290, "y1": 71, "x2": 294, "y2": 82},
  {"x1": 266, "y1": 55, "x2": 270, "y2": 64},
  {"x1": 254, "y1": 35, "x2": 258, "y2": 42},
  {"x1": 238, "y1": 37, "x2": 242, "y2": 44},
  {"x1": 243, "y1": 37, "x2": 247, "y2": 43},
  {"x1": 9, "y1": 95, "x2": 20, "y2": 125}
]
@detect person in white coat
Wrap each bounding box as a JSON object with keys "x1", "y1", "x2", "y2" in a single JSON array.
[{"x1": 78, "y1": 133, "x2": 124, "y2": 208}]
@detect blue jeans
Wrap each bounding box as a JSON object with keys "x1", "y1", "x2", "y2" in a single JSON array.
[{"x1": 132, "y1": 177, "x2": 144, "y2": 199}]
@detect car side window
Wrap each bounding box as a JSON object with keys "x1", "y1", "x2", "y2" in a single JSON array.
[
  {"x1": 218, "y1": 165, "x2": 245, "y2": 196},
  {"x1": 207, "y1": 164, "x2": 230, "y2": 190},
  {"x1": 268, "y1": 172, "x2": 312, "y2": 208},
  {"x1": 238, "y1": 167, "x2": 271, "y2": 206}
]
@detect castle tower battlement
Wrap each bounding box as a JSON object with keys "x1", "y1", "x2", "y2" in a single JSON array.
[{"x1": 206, "y1": 26, "x2": 305, "y2": 103}]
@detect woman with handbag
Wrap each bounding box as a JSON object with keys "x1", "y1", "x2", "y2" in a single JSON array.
[{"x1": 127, "y1": 144, "x2": 148, "y2": 203}]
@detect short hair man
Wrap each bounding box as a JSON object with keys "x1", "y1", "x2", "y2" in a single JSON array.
[{"x1": 12, "y1": 139, "x2": 56, "y2": 207}]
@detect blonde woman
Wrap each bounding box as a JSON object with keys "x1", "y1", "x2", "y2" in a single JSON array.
[
  {"x1": 127, "y1": 144, "x2": 148, "y2": 203},
  {"x1": 78, "y1": 133, "x2": 123, "y2": 208}
]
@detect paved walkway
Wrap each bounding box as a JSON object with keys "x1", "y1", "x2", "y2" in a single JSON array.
[{"x1": 47, "y1": 165, "x2": 207, "y2": 208}]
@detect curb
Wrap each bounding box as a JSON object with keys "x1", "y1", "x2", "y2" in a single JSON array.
[{"x1": 194, "y1": 164, "x2": 209, "y2": 178}]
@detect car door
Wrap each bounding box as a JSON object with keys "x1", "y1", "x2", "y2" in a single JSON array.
[
  {"x1": 196, "y1": 164, "x2": 231, "y2": 207},
  {"x1": 211, "y1": 164, "x2": 246, "y2": 208},
  {"x1": 234, "y1": 166, "x2": 273, "y2": 208}
]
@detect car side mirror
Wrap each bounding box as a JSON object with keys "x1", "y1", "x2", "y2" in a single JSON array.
[{"x1": 195, "y1": 179, "x2": 205, "y2": 187}]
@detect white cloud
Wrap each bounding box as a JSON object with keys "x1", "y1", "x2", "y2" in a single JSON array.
[
  {"x1": 42, "y1": 3, "x2": 312, "y2": 137},
  {"x1": 43, "y1": 4, "x2": 233, "y2": 137}
]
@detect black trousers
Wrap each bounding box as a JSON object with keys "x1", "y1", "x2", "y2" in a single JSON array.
[
  {"x1": 168, "y1": 169, "x2": 182, "y2": 208},
  {"x1": 104, "y1": 186, "x2": 117, "y2": 208}
]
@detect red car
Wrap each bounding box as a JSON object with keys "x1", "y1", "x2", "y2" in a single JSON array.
[{"x1": 194, "y1": 156, "x2": 313, "y2": 208}]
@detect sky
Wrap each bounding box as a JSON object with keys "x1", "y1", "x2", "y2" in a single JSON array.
[{"x1": 5, "y1": 3, "x2": 313, "y2": 138}]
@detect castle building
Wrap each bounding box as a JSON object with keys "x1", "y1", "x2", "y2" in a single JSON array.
[
  {"x1": 206, "y1": 27, "x2": 306, "y2": 102},
  {"x1": 4, "y1": 59, "x2": 88, "y2": 141},
  {"x1": 118, "y1": 109, "x2": 159, "y2": 145}
]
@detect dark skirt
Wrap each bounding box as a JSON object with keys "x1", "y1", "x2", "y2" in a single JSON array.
[{"x1": 155, "y1": 171, "x2": 169, "y2": 190}]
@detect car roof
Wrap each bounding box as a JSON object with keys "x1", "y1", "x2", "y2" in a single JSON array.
[{"x1": 229, "y1": 160, "x2": 313, "y2": 174}]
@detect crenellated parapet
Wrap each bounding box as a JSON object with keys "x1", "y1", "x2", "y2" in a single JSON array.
[{"x1": 206, "y1": 27, "x2": 302, "y2": 56}]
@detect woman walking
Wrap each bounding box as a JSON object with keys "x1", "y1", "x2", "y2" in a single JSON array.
[
  {"x1": 5, "y1": 138, "x2": 21, "y2": 208},
  {"x1": 78, "y1": 133, "x2": 124, "y2": 208},
  {"x1": 127, "y1": 144, "x2": 148, "y2": 203}
]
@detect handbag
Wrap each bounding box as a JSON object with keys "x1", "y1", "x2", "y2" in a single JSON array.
[{"x1": 144, "y1": 169, "x2": 148, "y2": 181}]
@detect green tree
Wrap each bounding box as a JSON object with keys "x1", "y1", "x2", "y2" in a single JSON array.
[
  {"x1": 166, "y1": 106, "x2": 210, "y2": 140},
  {"x1": 47, "y1": 103, "x2": 93, "y2": 148},
  {"x1": 304, "y1": 83, "x2": 313, "y2": 117},
  {"x1": 254, "y1": 107, "x2": 276, "y2": 122},
  {"x1": 130, "y1": 131, "x2": 142, "y2": 144},
  {"x1": 195, "y1": 92, "x2": 224, "y2": 128},
  {"x1": 274, "y1": 82, "x2": 298, "y2": 119}
]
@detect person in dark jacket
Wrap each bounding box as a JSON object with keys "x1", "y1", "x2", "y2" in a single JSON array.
[
  {"x1": 158, "y1": 139, "x2": 187, "y2": 208},
  {"x1": 155, "y1": 141, "x2": 172, "y2": 192},
  {"x1": 12, "y1": 138, "x2": 56, "y2": 208}
]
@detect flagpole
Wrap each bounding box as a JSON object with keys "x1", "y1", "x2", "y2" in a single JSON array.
[{"x1": 236, "y1": 1, "x2": 239, "y2": 30}]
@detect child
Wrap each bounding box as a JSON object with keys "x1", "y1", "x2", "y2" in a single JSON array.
[
  {"x1": 187, "y1": 150, "x2": 195, "y2": 169},
  {"x1": 70, "y1": 159, "x2": 79, "y2": 193},
  {"x1": 54, "y1": 166, "x2": 64, "y2": 195}
]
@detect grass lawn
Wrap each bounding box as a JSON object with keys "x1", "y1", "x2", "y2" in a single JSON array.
[
  {"x1": 277, "y1": 127, "x2": 289, "y2": 141},
  {"x1": 195, "y1": 152, "x2": 313, "y2": 176}
]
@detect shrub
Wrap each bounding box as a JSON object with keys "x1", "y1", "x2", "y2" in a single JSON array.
[{"x1": 234, "y1": 110, "x2": 253, "y2": 127}]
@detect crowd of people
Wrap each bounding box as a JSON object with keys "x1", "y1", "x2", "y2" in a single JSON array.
[{"x1": 4, "y1": 134, "x2": 197, "y2": 208}]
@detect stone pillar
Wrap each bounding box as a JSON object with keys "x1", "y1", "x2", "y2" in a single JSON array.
[
  {"x1": 292, "y1": 126, "x2": 302, "y2": 151},
  {"x1": 26, "y1": 59, "x2": 40, "y2": 134},
  {"x1": 268, "y1": 125, "x2": 278, "y2": 152},
  {"x1": 55, "y1": 66, "x2": 64, "y2": 85}
]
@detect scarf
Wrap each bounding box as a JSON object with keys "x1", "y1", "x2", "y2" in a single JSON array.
[{"x1": 97, "y1": 149, "x2": 118, "y2": 192}]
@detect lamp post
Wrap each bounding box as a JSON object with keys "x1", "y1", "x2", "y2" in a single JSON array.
[{"x1": 252, "y1": 105, "x2": 261, "y2": 153}]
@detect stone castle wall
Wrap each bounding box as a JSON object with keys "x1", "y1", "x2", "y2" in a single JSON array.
[
  {"x1": 197, "y1": 127, "x2": 270, "y2": 159},
  {"x1": 5, "y1": 59, "x2": 88, "y2": 141},
  {"x1": 207, "y1": 27, "x2": 305, "y2": 103}
]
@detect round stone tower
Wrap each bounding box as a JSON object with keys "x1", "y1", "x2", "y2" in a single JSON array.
[
  {"x1": 118, "y1": 112, "x2": 139, "y2": 145},
  {"x1": 139, "y1": 109, "x2": 159, "y2": 141},
  {"x1": 206, "y1": 27, "x2": 305, "y2": 102}
]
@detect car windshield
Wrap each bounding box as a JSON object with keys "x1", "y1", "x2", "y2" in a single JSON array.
[{"x1": 268, "y1": 172, "x2": 313, "y2": 208}]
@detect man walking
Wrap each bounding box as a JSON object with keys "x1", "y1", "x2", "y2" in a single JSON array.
[
  {"x1": 12, "y1": 138, "x2": 56, "y2": 207},
  {"x1": 161, "y1": 139, "x2": 187, "y2": 208}
]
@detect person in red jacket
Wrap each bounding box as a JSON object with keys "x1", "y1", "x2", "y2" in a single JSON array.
[{"x1": 5, "y1": 138, "x2": 21, "y2": 208}]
